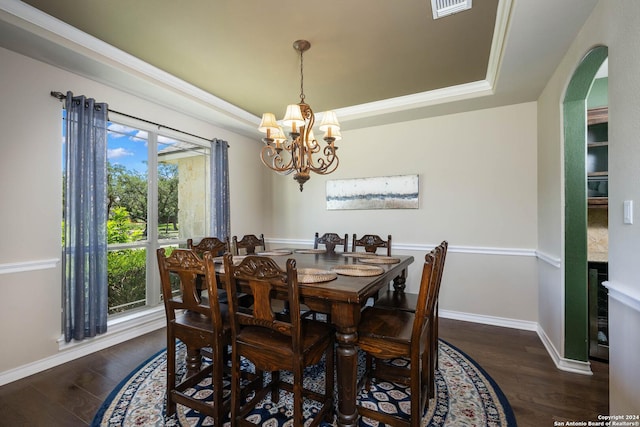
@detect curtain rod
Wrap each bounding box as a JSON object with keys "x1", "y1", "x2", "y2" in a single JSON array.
[{"x1": 50, "y1": 91, "x2": 214, "y2": 143}]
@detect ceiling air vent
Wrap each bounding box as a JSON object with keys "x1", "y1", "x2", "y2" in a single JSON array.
[{"x1": 431, "y1": 0, "x2": 472, "y2": 19}]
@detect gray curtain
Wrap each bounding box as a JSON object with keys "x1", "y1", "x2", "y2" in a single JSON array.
[
  {"x1": 62, "y1": 91, "x2": 109, "y2": 342},
  {"x1": 210, "y1": 139, "x2": 230, "y2": 240}
]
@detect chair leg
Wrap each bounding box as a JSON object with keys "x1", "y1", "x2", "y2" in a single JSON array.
[
  {"x1": 425, "y1": 351, "x2": 435, "y2": 399},
  {"x1": 411, "y1": 363, "x2": 422, "y2": 427},
  {"x1": 428, "y1": 318, "x2": 437, "y2": 398},
  {"x1": 293, "y1": 364, "x2": 304, "y2": 427},
  {"x1": 325, "y1": 345, "x2": 335, "y2": 422},
  {"x1": 166, "y1": 336, "x2": 177, "y2": 416},
  {"x1": 365, "y1": 354, "x2": 373, "y2": 390},
  {"x1": 271, "y1": 370, "x2": 280, "y2": 404},
  {"x1": 230, "y1": 352, "x2": 242, "y2": 424},
  {"x1": 212, "y1": 349, "x2": 225, "y2": 427}
]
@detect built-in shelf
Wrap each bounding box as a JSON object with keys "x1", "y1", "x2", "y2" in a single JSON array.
[
  {"x1": 587, "y1": 106, "x2": 608, "y2": 125},
  {"x1": 588, "y1": 141, "x2": 608, "y2": 148},
  {"x1": 588, "y1": 197, "x2": 608, "y2": 208}
]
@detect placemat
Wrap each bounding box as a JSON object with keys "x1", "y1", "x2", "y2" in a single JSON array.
[
  {"x1": 358, "y1": 256, "x2": 400, "y2": 264},
  {"x1": 294, "y1": 249, "x2": 327, "y2": 254},
  {"x1": 270, "y1": 248, "x2": 294, "y2": 253},
  {"x1": 213, "y1": 255, "x2": 246, "y2": 273},
  {"x1": 340, "y1": 252, "x2": 379, "y2": 258},
  {"x1": 257, "y1": 250, "x2": 292, "y2": 256},
  {"x1": 212, "y1": 255, "x2": 246, "y2": 263},
  {"x1": 297, "y1": 268, "x2": 337, "y2": 284},
  {"x1": 331, "y1": 264, "x2": 384, "y2": 277}
]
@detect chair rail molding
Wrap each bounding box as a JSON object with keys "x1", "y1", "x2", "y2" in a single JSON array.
[
  {"x1": 0, "y1": 258, "x2": 59, "y2": 275},
  {"x1": 536, "y1": 250, "x2": 562, "y2": 268},
  {"x1": 266, "y1": 238, "x2": 537, "y2": 258},
  {"x1": 604, "y1": 280, "x2": 640, "y2": 313}
]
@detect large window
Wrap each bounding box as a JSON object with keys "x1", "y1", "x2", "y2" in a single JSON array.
[{"x1": 63, "y1": 113, "x2": 211, "y2": 315}]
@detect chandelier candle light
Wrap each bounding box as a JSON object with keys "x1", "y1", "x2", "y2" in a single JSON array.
[{"x1": 258, "y1": 40, "x2": 341, "y2": 191}]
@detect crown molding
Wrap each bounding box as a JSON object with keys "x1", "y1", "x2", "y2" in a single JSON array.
[
  {"x1": 336, "y1": 80, "x2": 494, "y2": 123},
  {"x1": 1, "y1": 0, "x2": 514, "y2": 134},
  {"x1": 485, "y1": 0, "x2": 513, "y2": 88},
  {"x1": 0, "y1": 0, "x2": 259, "y2": 136},
  {"x1": 336, "y1": 0, "x2": 514, "y2": 123}
]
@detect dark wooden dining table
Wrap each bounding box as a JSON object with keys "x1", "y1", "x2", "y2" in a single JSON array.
[{"x1": 254, "y1": 249, "x2": 415, "y2": 427}]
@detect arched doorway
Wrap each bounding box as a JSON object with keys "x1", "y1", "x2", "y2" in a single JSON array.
[{"x1": 563, "y1": 45, "x2": 608, "y2": 361}]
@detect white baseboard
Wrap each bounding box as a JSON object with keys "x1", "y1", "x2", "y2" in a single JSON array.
[
  {"x1": 440, "y1": 309, "x2": 594, "y2": 376},
  {"x1": 0, "y1": 307, "x2": 166, "y2": 386},
  {"x1": 536, "y1": 325, "x2": 593, "y2": 375},
  {"x1": 439, "y1": 309, "x2": 538, "y2": 331}
]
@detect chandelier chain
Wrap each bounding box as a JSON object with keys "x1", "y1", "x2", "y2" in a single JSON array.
[{"x1": 299, "y1": 48, "x2": 305, "y2": 103}]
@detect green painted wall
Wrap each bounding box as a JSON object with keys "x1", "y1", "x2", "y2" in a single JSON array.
[
  {"x1": 563, "y1": 46, "x2": 608, "y2": 362},
  {"x1": 588, "y1": 77, "x2": 609, "y2": 109}
]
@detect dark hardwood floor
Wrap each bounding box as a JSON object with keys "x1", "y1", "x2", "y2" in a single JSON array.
[
  {"x1": 438, "y1": 318, "x2": 609, "y2": 426},
  {"x1": 0, "y1": 318, "x2": 608, "y2": 426}
]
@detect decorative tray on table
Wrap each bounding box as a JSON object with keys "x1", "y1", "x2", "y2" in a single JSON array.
[
  {"x1": 331, "y1": 264, "x2": 384, "y2": 277},
  {"x1": 297, "y1": 268, "x2": 337, "y2": 284}
]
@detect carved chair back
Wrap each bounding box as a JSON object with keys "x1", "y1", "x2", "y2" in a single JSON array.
[
  {"x1": 352, "y1": 233, "x2": 392, "y2": 256},
  {"x1": 314, "y1": 232, "x2": 348, "y2": 252},
  {"x1": 187, "y1": 236, "x2": 229, "y2": 257},
  {"x1": 232, "y1": 234, "x2": 266, "y2": 255}
]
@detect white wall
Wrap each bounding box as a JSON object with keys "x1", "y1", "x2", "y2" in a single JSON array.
[
  {"x1": 270, "y1": 102, "x2": 539, "y2": 323},
  {"x1": 0, "y1": 46, "x2": 270, "y2": 374},
  {"x1": 537, "y1": 0, "x2": 640, "y2": 413}
]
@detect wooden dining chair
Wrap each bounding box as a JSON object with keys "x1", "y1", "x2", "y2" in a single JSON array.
[
  {"x1": 352, "y1": 233, "x2": 392, "y2": 256},
  {"x1": 374, "y1": 241, "x2": 447, "y2": 312},
  {"x1": 232, "y1": 234, "x2": 266, "y2": 255},
  {"x1": 314, "y1": 232, "x2": 348, "y2": 252},
  {"x1": 156, "y1": 248, "x2": 231, "y2": 424},
  {"x1": 374, "y1": 240, "x2": 448, "y2": 398},
  {"x1": 187, "y1": 236, "x2": 230, "y2": 300},
  {"x1": 187, "y1": 236, "x2": 230, "y2": 256},
  {"x1": 222, "y1": 254, "x2": 335, "y2": 427},
  {"x1": 356, "y1": 246, "x2": 444, "y2": 427}
]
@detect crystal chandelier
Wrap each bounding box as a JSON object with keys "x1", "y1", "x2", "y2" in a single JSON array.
[{"x1": 258, "y1": 40, "x2": 341, "y2": 191}]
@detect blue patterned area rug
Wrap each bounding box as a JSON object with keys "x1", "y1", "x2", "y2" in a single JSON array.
[{"x1": 92, "y1": 340, "x2": 516, "y2": 426}]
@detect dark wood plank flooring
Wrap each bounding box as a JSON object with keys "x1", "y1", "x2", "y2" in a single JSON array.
[
  {"x1": 0, "y1": 318, "x2": 608, "y2": 426},
  {"x1": 439, "y1": 318, "x2": 609, "y2": 426}
]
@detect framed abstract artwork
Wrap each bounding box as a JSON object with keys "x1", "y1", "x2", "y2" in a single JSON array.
[{"x1": 326, "y1": 174, "x2": 419, "y2": 210}]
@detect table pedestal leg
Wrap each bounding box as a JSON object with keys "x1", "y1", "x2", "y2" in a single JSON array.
[
  {"x1": 392, "y1": 268, "x2": 408, "y2": 291},
  {"x1": 335, "y1": 327, "x2": 359, "y2": 427},
  {"x1": 185, "y1": 346, "x2": 202, "y2": 378}
]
